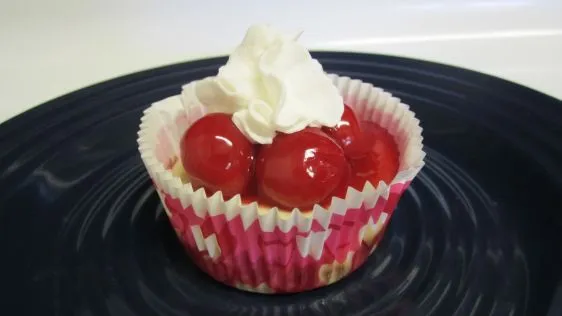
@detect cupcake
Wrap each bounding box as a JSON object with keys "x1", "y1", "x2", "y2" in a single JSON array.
[{"x1": 138, "y1": 24, "x2": 425, "y2": 294}]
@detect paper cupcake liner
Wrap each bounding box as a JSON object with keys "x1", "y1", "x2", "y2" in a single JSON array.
[{"x1": 137, "y1": 74, "x2": 425, "y2": 293}]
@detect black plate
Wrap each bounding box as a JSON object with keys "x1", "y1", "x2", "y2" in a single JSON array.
[{"x1": 1, "y1": 52, "x2": 561, "y2": 316}]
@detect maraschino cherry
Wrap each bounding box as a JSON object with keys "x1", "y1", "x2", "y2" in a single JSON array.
[
  {"x1": 349, "y1": 121, "x2": 399, "y2": 190},
  {"x1": 256, "y1": 128, "x2": 349, "y2": 209},
  {"x1": 322, "y1": 105, "x2": 368, "y2": 159},
  {"x1": 180, "y1": 113, "x2": 255, "y2": 198}
]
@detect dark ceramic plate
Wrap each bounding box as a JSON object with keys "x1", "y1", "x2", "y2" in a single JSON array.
[{"x1": 1, "y1": 52, "x2": 561, "y2": 316}]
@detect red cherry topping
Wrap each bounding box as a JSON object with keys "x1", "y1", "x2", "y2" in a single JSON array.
[
  {"x1": 320, "y1": 163, "x2": 351, "y2": 205},
  {"x1": 322, "y1": 105, "x2": 368, "y2": 159},
  {"x1": 256, "y1": 128, "x2": 349, "y2": 209},
  {"x1": 180, "y1": 113, "x2": 255, "y2": 198},
  {"x1": 349, "y1": 121, "x2": 399, "y2": 190}
]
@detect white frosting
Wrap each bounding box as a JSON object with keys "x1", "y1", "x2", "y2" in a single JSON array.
[{"x1": 180, "y1": 24, "x2": 344, "y2": 144}]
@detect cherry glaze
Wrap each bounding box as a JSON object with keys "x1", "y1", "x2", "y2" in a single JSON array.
[
  {"x1": 322, "y1": 105, "x2": 368, "y2": 159},
  {"x1": 256, "y1": 128, "x2": 349, "y2": 209},
  {"x1": 349, "y1": 121, "x2": 399, "y2": 190},
  {"x1": 180, "y1": 113, "x2": 255, "y2": 198},
  {"x1": 179, "y1": 111, "x2": 399, "y2": 209}
]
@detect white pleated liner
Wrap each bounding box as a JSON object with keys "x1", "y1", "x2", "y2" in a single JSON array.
[
  {"x1": 138, "y1": 74, "x2": 425, "y2": 262},
  {"x1": 138, "y1": 74, "x2": 425, "y2": 293}
]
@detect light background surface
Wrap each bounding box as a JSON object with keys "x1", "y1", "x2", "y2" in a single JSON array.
[{"x1": 1, "y1": 0, "x2": 561, "y2": 123}]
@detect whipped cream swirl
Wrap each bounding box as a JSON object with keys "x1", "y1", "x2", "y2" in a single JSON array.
[{"x1": 181, "y1": 24, "x2": 344, "y2": 144}]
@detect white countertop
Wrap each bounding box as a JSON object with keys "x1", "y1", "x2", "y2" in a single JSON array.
[{"x1": 1, "y1": 0, "x2": 561, "y2": 123}]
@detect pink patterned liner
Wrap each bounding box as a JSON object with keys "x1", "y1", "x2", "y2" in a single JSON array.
[{"x1": 137, "y1": 75, "x2": 425, "y2": 293}]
